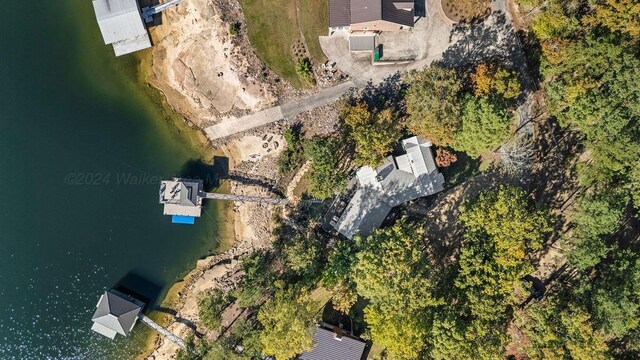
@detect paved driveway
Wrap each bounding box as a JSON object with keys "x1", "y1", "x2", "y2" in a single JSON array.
[
  {"x1": 203, "y1": 0, "x2": 530, "y2": 142},
  {"x1": 319, "y1": 0, "x2": 454, "y2": 80}
]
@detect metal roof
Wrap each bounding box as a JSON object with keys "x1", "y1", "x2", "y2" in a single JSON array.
[
  {"x1": 112, "y1": 33, "x2": 152, "y2": 56},
  {"x1": 334, "y1": 187, "x2": 393, "y2": 239},
  {"x1": 93, "y1": 0, "x2": 148, "y2": 44},
  {"x1": 402, "y1": 136, "x2": 437, "y2": 175},
  {"x1": 299, "y1": 327, "x2": 367, "y2": 360},
  {"x1": 92, "y1": 0, "x2": 151, "y2": 56},
  {"x1": 349, "y1": 35, "x2": 376, "y2": 51},
  {"x1": 91, "y1": 290, "x2": 143, "y2": 338}
]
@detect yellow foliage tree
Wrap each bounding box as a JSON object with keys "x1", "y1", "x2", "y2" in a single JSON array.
[
  {"x1": 258, "y1": 288, "x2": 318, "y2": 359},
  {"x1": 342, "y1": 102, "x2": 402, "y2": 167},
  {"x1": 583, "y1": 0, "x2": 640, "y2": 37}
]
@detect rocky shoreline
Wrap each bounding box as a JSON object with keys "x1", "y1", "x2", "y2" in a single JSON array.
[{"x1": 139, "y1": 1, "x2": 294, "y2": 358}]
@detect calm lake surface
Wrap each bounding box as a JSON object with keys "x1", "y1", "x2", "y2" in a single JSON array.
[{"x1": 0, "y1": 1, "x2": 228, "y2": 358}]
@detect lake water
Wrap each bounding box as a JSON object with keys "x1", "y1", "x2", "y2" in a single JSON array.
[{"x1": 0, "y1": 1, "x2": 229, "y2": 358}]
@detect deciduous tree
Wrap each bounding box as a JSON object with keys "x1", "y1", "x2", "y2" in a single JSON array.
[
  {"x1": 583, "y1": 0, "x2": 640, "y2": 37},
  {"x1": 567, "y1": 191, "x2": 626, "y2": 270},
  {"x1": 404, "y1": 64, "x2": 462, "y2": 146},
  {"x1": 342, "y1": 102, "x2": 403, "y2": 167},
  {"x1": 454, "y1": 95, "x2": 514, "y2": 157},
  {"x1": 580, "y1": 250, "x2": 640, "y2": 339},
  {"x1": 352, "y1": 220, "x2": 440, "y2": 359},
  {"x1": 544, "y1": 35, "x2": 640, "y2": 185},
  {"x1": 517, "y1": 300, "x2": 610, "y2": 360},
  {"x1": 198, "y1": 289, "x2": 233, "y2": 330},
  {"x1": 470, "y1": 64, "x2": 521, "y2": 100},
  {"x1": 257, "y1": 288, "x2": 318, "y2": 359},
  {"x1": 322, "y1": 241, "x2": 358, "y2": 313},
  {"x1": 303, "y1": 136, "x2": 348, "y2": 199},
  {"x1": 456, "y1": 186, "x2": 550, "y2": 322}
]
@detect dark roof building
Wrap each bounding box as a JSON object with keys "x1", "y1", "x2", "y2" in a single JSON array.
[
  {"x1": 329, "y1": 0, "x2": 414, "y2": 31},
  {"x1": 299, "y1": 326, "x2": 367, "y2": 360}
]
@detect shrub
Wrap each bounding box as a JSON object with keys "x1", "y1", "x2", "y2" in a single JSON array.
[
  {"x1": 197, "y1": 289, "x2": 234, "y2": 330},
  {"x1": 295, "y1": 58, "x2": 315, "y2": 84}
]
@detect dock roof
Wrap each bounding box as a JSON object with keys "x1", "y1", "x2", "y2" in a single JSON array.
[
  {"x1": 159, "y1": 179, "x2": 203, "y2": 217},
  {"x1": 92, "y1": 0, "x2": 152, "y2": 56},
  {"x1": 91, "y1": 290, "x2": 143, "y2": 339}
]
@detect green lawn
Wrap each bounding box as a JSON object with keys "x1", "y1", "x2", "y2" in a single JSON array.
[
  {"x1": 238, "y1": 0, "x2": 329, "y2": 88},
  {"x1": 239, "y1": 0, "x2": 301, "y2": 87},
  {"x1": 299, "y1": 0, "x2": 329, "y2": 63}
]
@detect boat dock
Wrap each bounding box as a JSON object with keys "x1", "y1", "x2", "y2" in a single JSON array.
[{"x1": 159, "y1": 178, "x2": 288, "y2": 224}]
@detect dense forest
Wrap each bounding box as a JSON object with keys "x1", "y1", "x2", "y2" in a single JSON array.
[{"x1": 179, "y1": 1, "x2": 640, "y2": 359}]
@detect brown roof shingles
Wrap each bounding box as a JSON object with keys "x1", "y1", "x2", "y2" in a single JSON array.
[
  {"x1": 330, "y1": 0, "x2": 414, "y2": 29},
  {"x1": 329, "y1": 0, "x2": 351, "y2": 27}
]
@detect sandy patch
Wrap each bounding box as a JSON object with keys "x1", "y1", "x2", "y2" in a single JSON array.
[
  {"x1": 148, "y1": 0, "x2": 276, "y2": 126},
  {"x1": 223, "y1": 133, "x2": 285, "y2": 163}
]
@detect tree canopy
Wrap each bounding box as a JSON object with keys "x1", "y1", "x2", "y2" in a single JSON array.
[
  {"x1": 456, "y1": 186, "x2": 550, "y2": 322},
  {"x1": 454, "y1": 95, "x2": 514, "y2": 157},
  {"x1": 352, "y1": 220, "x2": 440, "y2": 359},
  {"x1": 257, "y1": 288, "x2": 318, "y2": 360},
  {"x1": 341, "y1": 102, "x2": 403, "y2": 167},
  {"x1": 517, "y1": 299, "x2": 610, "y2": 360},
  {"x1": 404, "y1": 64, "x2": 462, "y2": 146},
  {"x1": 303, "y1": 136, "x2": 348, "y2": 199}
]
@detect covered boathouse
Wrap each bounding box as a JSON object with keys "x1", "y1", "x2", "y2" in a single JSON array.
[
  {"x1": 159, "y1": 178, "x2": 204, "y2": 224},
  {"x1": 92, "y1": 0, "x2": 152, "y2": 56},
  {"x1": 91, "y1": 289, "x2": 144, "y2": 339}
]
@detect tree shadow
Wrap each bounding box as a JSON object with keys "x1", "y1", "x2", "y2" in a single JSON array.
[
  {"x1": 112, "y1": 271, "x2": 164, "y2": 308},
  {"x1": 440, "y1": 150, "x2": 481, "y2": 188},
  {"x1": 347, "y1": 72, "x2": 407, "y2": 115},
  {"x1": 441, "y1": 11, "x2": 540, "y2": 95}
]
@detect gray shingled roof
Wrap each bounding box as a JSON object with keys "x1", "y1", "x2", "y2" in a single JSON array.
[
  {"x1": 91, "y1": 290, "x2": 142, "y2": 337},
  {"x1": 333, "y1": 136, "x2": 444, "y2": 239},
  {"x1": 381, "y1": 0, "x2": 414, "y2": 27},
  {"x1": 350, "y1": 0, "x2": 382, "y2": 24},
  {"x1": 299, "y1": 327, "x2": 366, "y2": 360}
]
